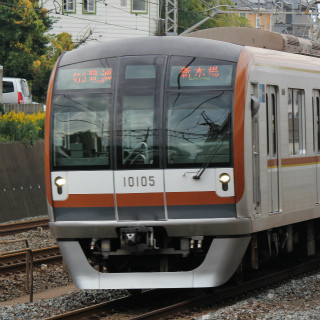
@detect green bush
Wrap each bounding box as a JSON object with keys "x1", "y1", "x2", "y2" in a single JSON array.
[{"x1": 0, "y1": 111, "x2": 45, "y2": 144}]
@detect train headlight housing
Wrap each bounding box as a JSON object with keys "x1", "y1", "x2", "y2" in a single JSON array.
[
  {"x1": 219, "y1": 173, "x2": 230, "y2": 191},
  {"x1": 54, "y1": 177, "x2": 66, "y2": 195}
]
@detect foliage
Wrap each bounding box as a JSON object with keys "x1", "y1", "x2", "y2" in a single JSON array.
[
  {"x1": 32, "y1": 32, "x2": 76, "y2": 102},
  {"x1": 0, "y1": 1, "x2": 75, "y2": 103},
  {"x1": 0, "y1": 111, "x2": 45, "y2": 144},
  {"x1": 0, "y1": 0, "x2": 52, "y2": 97},
  {"x1": 178, "y1": 0, "x2": 250, "y2": 34}
]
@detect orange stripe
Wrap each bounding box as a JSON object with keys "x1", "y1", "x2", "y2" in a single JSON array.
[
  {"x1": 54, "y1": 194, "x2": 115, "y2": 208},
  {"x1": 166, "y1": 191, "x2": 234, "y2": 206},
  {"x1": 267, "y1": 159, "x2": 278, "y2": 168},
  {"x1": 282, "y1": 156, "x2": 317, "y2": 167},
  {"x1": 234, "y1": 48, "x2": 254, "y2": 203},
  {"x1": 54, "y1": 192, "x2": 234, "y2": 208},
  {"x1": 45, "y1": 56, "x2": 63, "y2": 207},
  {"x1": 116, "y1": 193, "x2": 164, "y2": 207},
  {"x1": 267, "y1": 156, "x2": 319, "y2": 168}
]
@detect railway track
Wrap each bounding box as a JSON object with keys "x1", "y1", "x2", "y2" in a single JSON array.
[
  {"x1": 0, "y1": 218, "x2": 49, "y2": 236},
  {"x1": 0, "y1": 245, "x2": 62, "y2": 273},
  {"x1": 44, "y1": 257, "x2": 320, "y2": 320}
]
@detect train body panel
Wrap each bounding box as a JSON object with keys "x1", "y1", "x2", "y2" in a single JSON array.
[
  {"x1": 238, "y1": 47, "x2": 320, "y2": 233},
  {"x1": 45, "y1": 32, "x2": 320, "y2": 289}
]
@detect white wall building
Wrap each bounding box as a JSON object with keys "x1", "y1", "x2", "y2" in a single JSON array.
[{"x1": 41, "y1": 0, "x2": 161, "y2": 43}]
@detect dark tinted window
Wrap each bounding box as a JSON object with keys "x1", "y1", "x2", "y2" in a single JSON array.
[{"x1": 3, "y1": 81, "x2": 14, "y2": 93}]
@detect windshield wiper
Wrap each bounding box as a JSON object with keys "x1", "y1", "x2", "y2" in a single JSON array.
[{"x1": 193, "y1": 140, "x2": 226, "y2": 180}]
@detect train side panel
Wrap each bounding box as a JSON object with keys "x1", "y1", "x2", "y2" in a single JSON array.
[{"x1": 238, "y1": 47, "x2": 320, "y2": 232}]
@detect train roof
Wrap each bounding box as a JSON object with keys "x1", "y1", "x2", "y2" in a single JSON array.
[
  {"x1": 244, "y1": 45, "x2": 320, "y2": 72},
  {"x1": 58, "y1": 36, "x2": 243, "y2": 67},
  {"x1": 185, "y1": 27, "x2": 320, "y2": 57}
]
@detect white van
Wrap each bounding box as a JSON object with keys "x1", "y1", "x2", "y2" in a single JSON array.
[{"x1": 3, "y1": 77, "x2": 32, "y2": 104}]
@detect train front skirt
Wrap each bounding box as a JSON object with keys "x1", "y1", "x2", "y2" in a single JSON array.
[{"x1": 58, "y1": 236, "x2": 251, "y2": 289}]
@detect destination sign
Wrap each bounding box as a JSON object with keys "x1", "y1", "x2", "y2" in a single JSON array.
[
  {"x1": 56, "y1": 68, "x2": 113, "y2": 90},
  {"x1": 170, "y1": 65, "x2": 233, "y2": 87}
]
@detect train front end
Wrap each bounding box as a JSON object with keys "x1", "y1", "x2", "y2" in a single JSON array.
[{"x1": 45, "y1": 37, "x2": 251, "y2": 289}]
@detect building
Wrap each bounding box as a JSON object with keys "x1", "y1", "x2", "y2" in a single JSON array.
[
  {"x1": 235, "y1": 0, "x2": 313, "y2": 38},
  {"x1": 41, "y1": 0, "x2": 161, "y2": 43}
]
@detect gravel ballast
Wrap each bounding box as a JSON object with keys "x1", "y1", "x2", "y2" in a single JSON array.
[
  {"x1": 195, "y1": 272, "x2": 320, "y2": 319},
  {"x1": 2, "y1": 216, "x2": 320, "y2": 319}
]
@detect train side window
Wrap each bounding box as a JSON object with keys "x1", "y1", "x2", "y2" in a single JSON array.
[
  {"x1": 271, "y1": 93, "x2": 277, "y2": 157},
  {"x1": 266, "y1": 94, "x2": 269, "y2": 156},
  {"x1": 288, "y1": 89, "x2": 305, "y2": 155},
  {"x1": 266, "y1": 87, "x2": 278, "y2": 158},
  {"x1": 317, "y1": 96, "x2": 320, "y2": 153}
]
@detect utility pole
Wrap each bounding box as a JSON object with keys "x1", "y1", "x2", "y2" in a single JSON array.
[{"x1": 165, "y1": 0, "x2": 178, "y2": 35}]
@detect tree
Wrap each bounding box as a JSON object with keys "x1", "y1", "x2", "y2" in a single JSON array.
[
  {"x1": 178, "y1": 0, "x2": 250, "y2": 34},
  {"x1": 0, "y1": 1, "x2": 52, "y2": 100},
  {"x1": 0, "y1": 0, "x2": 75, "y2": 103},
  {"x1": 32, "y1": 32, "x2": 75, "y2": 102}
]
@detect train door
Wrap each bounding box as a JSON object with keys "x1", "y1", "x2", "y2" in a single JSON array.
[
  {"x1": 251, "y1": 83, "x2": 261, "y2": 215},
  {"x1": 266, "y1": 85, "x2": 281, "y2": 213},
  {"x1": 313, "y1": 90, "x2": 320, "y2": 204},
  {"x1": 114, "y1": 56, "x2": 167, "y2": 221}
]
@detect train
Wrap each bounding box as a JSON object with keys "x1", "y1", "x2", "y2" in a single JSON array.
[{"x1": 45, "y1": 28, "x2": 320, "y2": 289}]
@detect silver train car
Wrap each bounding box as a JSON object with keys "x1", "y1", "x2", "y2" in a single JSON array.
[{"x1": 45, "y1": 29, "x2": 320, "y2": 289}]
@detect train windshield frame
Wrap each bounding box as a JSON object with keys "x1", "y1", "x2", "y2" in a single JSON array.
[
  {"x1": 166, "y1": 56, "x2": 234, "y2": 168},
  {"x1": 51, "y1": 58, "x2": 115, "y2": 170},
  {"x1": 50, "y1": 55, "x2": 235, "y2": 171}
]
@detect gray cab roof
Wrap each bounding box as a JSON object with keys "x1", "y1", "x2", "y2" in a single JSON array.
[{"x1": 58, "y1": 36, "x2": 243, "y2": 67}]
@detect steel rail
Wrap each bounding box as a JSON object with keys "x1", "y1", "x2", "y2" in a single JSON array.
[
  {"x1": 128, "y1": 258, "x2": 320, "y2": 320},
  {"x1": 0, "y1": 246, "x2": 61, "y2": 273},
  {"x1": 0, "y1": 218, "x2": 49, "y2": 236},
  {"x1": 44, "y1": 257, "x2": 320, "y2": 320}
]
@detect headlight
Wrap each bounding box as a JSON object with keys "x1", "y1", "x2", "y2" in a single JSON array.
[
  {"x1": 219, "y1": 173, "x2": 230, "y2": 184},
  {"x1": 55, "y1": 177, "x2": 66, "y2": 187},
  {"x1": 219, "y1": 173, "x2": 230, "y2": 191},
  {"x1": 54, "y1": 177, "x2": 66, "y2": 195}
]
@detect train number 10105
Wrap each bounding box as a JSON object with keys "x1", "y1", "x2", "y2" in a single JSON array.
[{"x1": 123, "y1": 176, "x2": 156, "y2": 188}]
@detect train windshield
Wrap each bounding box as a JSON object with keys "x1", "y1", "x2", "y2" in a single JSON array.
[
  {"x1": 52, "y1": 93, "x2": 111, "y2": 168},
  {"x1": 51, "y1": 55, "x2": 234, "y2": 170},
  {"x1": 116, "y1": 56, "x2": 164, "y2": 169},
  {"x1": 166, "y1": 56, "x2": 233, "y2": 167},
  {"x1": 167, "y1": 92, "x2": 231, "y2": 166}
]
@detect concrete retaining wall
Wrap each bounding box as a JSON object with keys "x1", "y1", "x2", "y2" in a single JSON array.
[
  {"x1": 3, "y1": 103, "x2": 45, "y2": 114},
  {"x1": 0, "y1": 141, "x2": 47, "y2": 223}
]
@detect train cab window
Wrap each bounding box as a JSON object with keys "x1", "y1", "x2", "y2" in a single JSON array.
[
  {"x1": 51, "y1": 58, "x2": 115, "y2": 169},
  {"x1": 52, "y1": 93, "x2": 111, "y2": 168},
  {"x1": 166, "y1": 56, "x2": 234, "y2": 167},
  {"x1": 166, "y1": 92, "x2": 232, "y2": 166},
  {"x1": 115, "y1": 56, "x2": 165, "y2": 169},
  {"x1": 288, "y1": 89, "x2": 305, "y2": 155}
]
